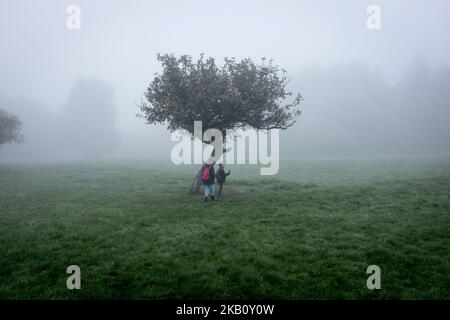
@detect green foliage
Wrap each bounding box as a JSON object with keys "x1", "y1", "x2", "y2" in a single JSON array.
[
  {"x1": 138, "y1": 54, "x2": 302, "y2": 138},
  {"x1": 0, "y1": 158, "x2": 449, "y2": 299},
  {"x1": 0, "y1": 109, "x2": 23, "y2": 147}
]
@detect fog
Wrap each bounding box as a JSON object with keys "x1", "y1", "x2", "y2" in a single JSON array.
[{"x1": 1, "y1": 0, "x2": 449, "y2": 162}]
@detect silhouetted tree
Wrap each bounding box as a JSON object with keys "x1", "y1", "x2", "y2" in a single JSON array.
[
  {"x1": 0, "y1": 109, "x2": 23, "y2": 148},
  {"x1": 138, "y1": 54, "x2": 302, "y2": 191},
  {"x1": 139, "y1": 54, "x2": 302, "y2": 146},
  {"x1": 60, "y1": 78, "x2": 119, "y2": 158}
]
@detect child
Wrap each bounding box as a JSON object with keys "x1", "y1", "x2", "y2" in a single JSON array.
[{"x1": 216, "y1": 163, "x2": 231, "y2": 197}]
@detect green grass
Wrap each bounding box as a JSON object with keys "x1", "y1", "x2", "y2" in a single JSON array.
[{"x1": 0, "y1": 157, "x2": 449, "y2": 299}]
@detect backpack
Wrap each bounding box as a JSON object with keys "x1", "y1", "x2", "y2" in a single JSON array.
[{"x1": 201, "y1": 166, "x2": 211, "y2": 182}]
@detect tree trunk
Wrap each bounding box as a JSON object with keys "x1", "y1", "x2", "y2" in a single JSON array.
[{"x1": 191, "y1": 167, "x2": 203, "y2": 193}]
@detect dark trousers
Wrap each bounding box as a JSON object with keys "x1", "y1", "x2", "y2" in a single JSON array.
[{"x1": 217, "y1": 182, "x2": 224, "y2": 196}]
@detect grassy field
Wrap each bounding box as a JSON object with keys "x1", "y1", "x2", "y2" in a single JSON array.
[{"x1": 0, "y1": 157, "x2": 449, "y2": 299}]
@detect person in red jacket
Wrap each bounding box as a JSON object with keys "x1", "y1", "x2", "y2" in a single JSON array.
[{"x1": 201, "y1": 163, "x2": 216, "y2": 202}]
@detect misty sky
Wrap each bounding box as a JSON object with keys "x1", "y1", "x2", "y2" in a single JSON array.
[{"x1": 1, "y1": 0, "x2": 449, "y2": 161}]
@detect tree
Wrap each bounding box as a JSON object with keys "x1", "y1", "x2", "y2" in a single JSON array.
[
  {"x1": 0, "y1": 109, "x2": 23, "y2": 148},
  {"x1": 60, "y1": 78, "x2": 119, "y2": 158},
  {"x1": 138, "y1": 54, "x2": 302, "y2": 190},
  {"x1": 139, "y1": 54, "x2": 302, "y2": 141}
]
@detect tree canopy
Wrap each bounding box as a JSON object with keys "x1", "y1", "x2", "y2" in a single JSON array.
[
  {"x1": 0, "y1": 109, "x2": 23, "y2": 147},
  {"x1": 138, "y1": 54, "x2": 302, "y2": 139}
]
